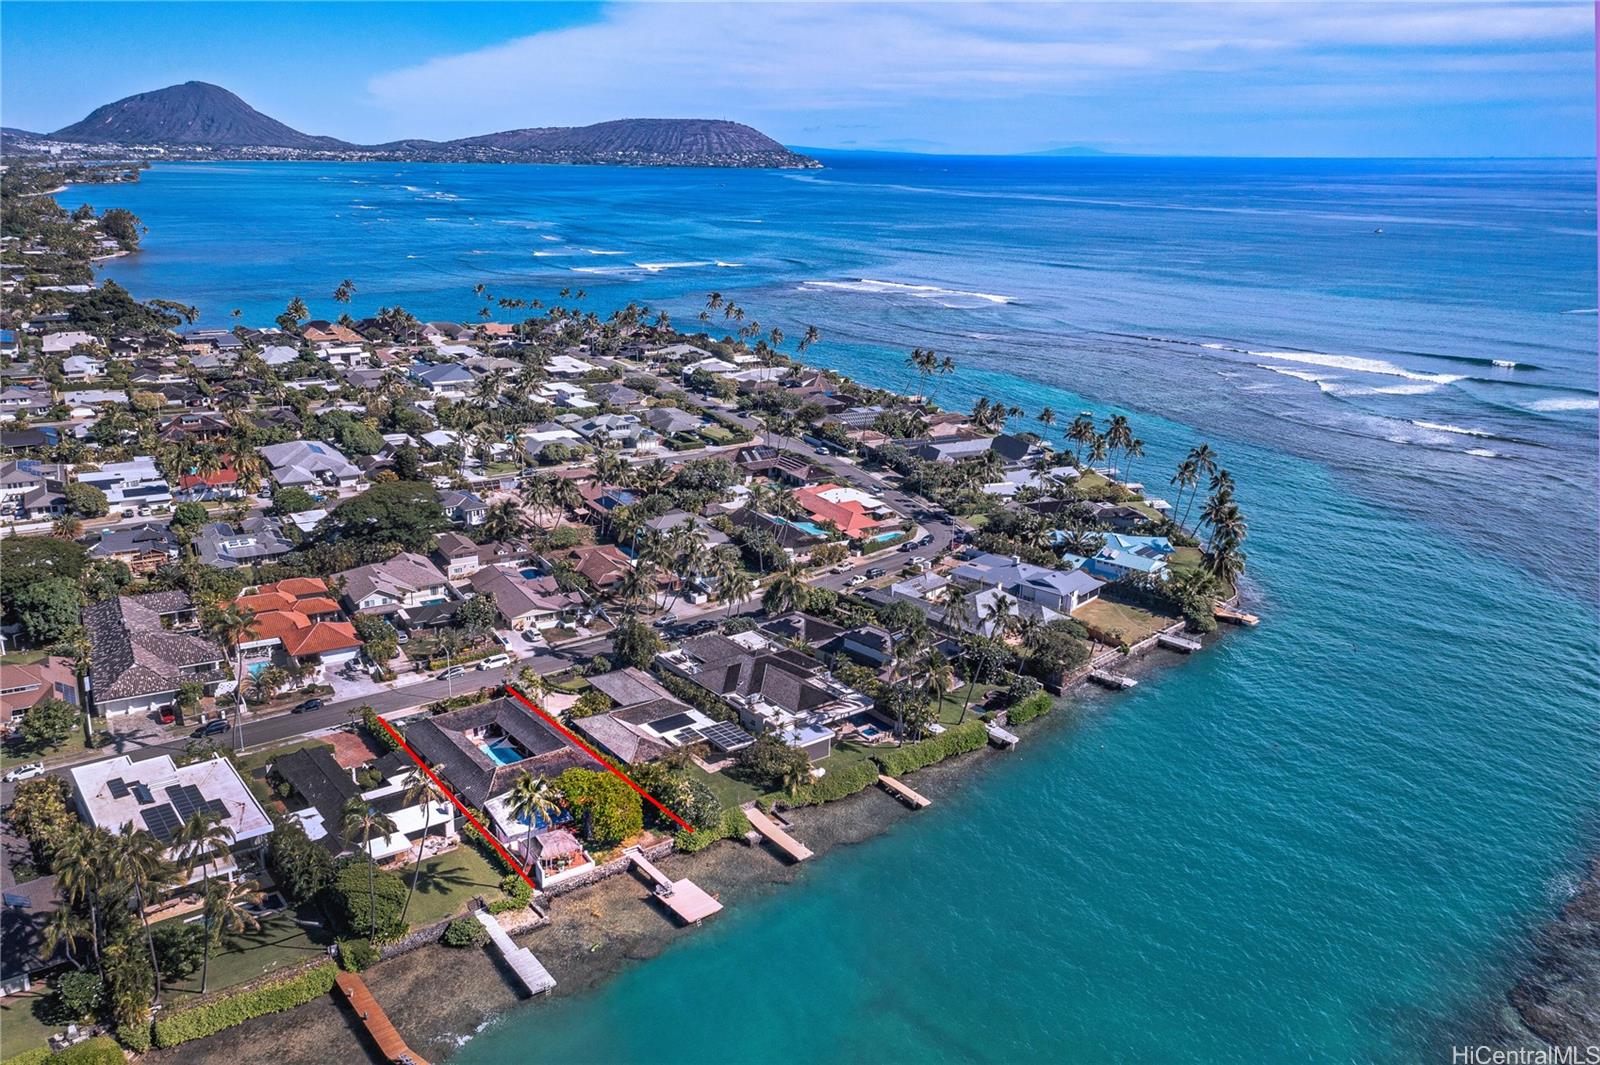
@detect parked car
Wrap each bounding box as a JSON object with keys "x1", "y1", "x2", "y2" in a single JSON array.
[
  {"x1": 845, "y1": 574, "x2": 868, "y2": 588},
  {"x1": 898, "y1": 543, "x2": 914, "y2": 552},
  {"x1": 479, "y1": 653, "x2": 512, "y2": 671},
  {"x1": 522, "y1": 630, "x2": 544, "y2": 645},
  {"x1": 865, "y1": 566, "x2": 886, "y2": 579},
  {"x1": 910, "y1": 556, "x2": 929, "y2": 567},
  {"x1": 292, "y1": 698, "x2": 323, "y2": 714},
  {"x1": 4, "y1": 762, "x2": 45, "y2": 782},
  {"x1": 814, "y1": 447, "x2": 831, "y2": 456},
  {"x1": 191, "y1": 719, "x2": 228, "y2": 738},
  {"x1": 831, "y1": 561, "x2": 853, "y2": 574},
  {"x1": 438, "y1": 665, "x2": 468, "y2": 680}
]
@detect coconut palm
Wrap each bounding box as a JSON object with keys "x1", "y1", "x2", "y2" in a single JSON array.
[
  {"x1": 201, "y1": 877, "x2": 263, "y2": 991},
  {"x1": 397, "y1": 764, "x2": 447, "y2": 925},
  {"x1": 175, "y1": 809, "x2": 236, "y2": 993},
  {"x1": 1171, "y1": 457, "x2": 1201, "y2": 529},
  {"x1": 41, "y1": 905, "x2": 93, "y2": 972},
  {"x1": 718, "y1": 567, "x2": 755, "y2": 621},
  {"x1": 1065, "y1": 413, "x2": 1097, "y2": 463},
  {"x1": 761, "y1": 563, "x2": 807, "y2": 615},
  {"x1": 341, "y1": 800, "x2": 399, "y2": 940},
  {"x1": 941, "y1": 583, "x2": 976, "y2": 635},
  {"x1": 105, "y1": 827, "x2": 175, "y2": 1005},
  {"x1": 54, "y1": 825, "x2": 113, "y2": 967},
  {"x1": 507, "y1": 773, "x2": 562, "y2": 873},
  {"x1": 482, "y1": 498, "x2": 527, "y2": 542},
  {"x1": 982, "y1": 592, "x2": 1017, "y2": 640},
  {"x1": 203, "y1": 603, "x2": 259, "y2": 749}
]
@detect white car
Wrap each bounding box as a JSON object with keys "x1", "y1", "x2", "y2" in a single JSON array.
[
  {"x1": 845, "y1": 574, "x2": 868, "y2": 588},
  {"x1": 479, "y1": 653, "x2": 512, "y2": 671},
  {"x1": 4, "y1": 762, "x2": 45, "y2": 783},
  {"x1": 438, "y1": 665, "x2": 469, "y2": 680},
  {"x1": 831, "y1": 561, "x2": 853, "y2": 574},
  {"x1": 909, "y1": 556, "x2": 929, "y2": 567}
]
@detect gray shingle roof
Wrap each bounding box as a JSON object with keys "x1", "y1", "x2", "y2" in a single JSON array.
[
  {"x1": 404, "y1": 697, "x2": 590, "y2": 808},
  {"x1": 82, "y1": 593, "x2": 226, "y2": 703}
]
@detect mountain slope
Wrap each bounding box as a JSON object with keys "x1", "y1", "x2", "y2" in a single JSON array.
[
  {"x1": 449, "y1": 118, "x2": 796, "y2": 158},
  {"x1": 50, "y1": 81, "x2": 350, "y2": 149}
]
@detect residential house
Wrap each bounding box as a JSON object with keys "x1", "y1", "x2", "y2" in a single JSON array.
[
  {"x1": 87, "y1": 523, "x2": 180, "y2": 575},
  {"x1": 257, "y1": 440, "x2": 363, "y2": 491},
  {"x1": 642, "y1": 407, "x2": 703, "y2": 437},
  {"x1": 545, "y1": 353, "x2": 596, "y2": 376},
  {"x1": 409, "y1": 362, "x2": 475, "y2": 397},
  {"x1": 0, "y1": 656, "x2": 79, "y2": 733},
  {"x1": 468, "y1": 567, "x2": 585, "y2": 631},
  {"x1": 175, "y1": 461, "x2": 244, "y2": 502},
  {"x1": 578, "y1": 667, "x2": 749, "y2": 765},
  {"x1": 76, "y1": 457, "x2": 173, "y2": 515},
  {"x1": 545, "y1": 543, "x2": 633, "y2": 591},
  {"x1": 158, "y1": 412, "x2": 233, "y2": 446},
  {"x1": 195, "y1": 516, "x2": 295, "y2": 568},
  {"x1": 68, "y1": 754, "x2": 272, "y2": 886},
  {"x1": 440, "y1": 489, "x2": 488, "y2": 526},
  {"x1": 1061, "y1": 533, "x2": 1174, "y2": 583},
  {"x1": 236, "y1": 578, "x2": 364, "y2": 683},
  {"x1": 0, "y1": 460, "x2": 66, "y2": 521},
  {"x1": 40, "y1": 331, "x2": 95, "y2": 354},
  {"x1": 81, "y1": 591, "x2": 227, "y2": 717},
  {"x1": 571, "y1": 413, "x2": 658, "y2": 451},
  {"x1": 0, "y1": 386, "x2": 54, "y2": 421},
  {"x1": 336, "y1": 552, "x2": 453, "y2": 616},
  {"x1": 60, "y1": 353, "x2": 104, "y2": 381},
  {"x1": 793, "y1": 483, "x2": 899, "y2": 541},
  {"x1": 950, "y1": 551, "x2": 1106, "y2": 617},
  {"x1": 589, "y1": 381, "x2": 642, "y2": 407}
]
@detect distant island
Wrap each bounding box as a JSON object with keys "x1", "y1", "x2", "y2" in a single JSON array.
[{"x1": 2, "y1": 81, "x2": 819, "y2": 169}]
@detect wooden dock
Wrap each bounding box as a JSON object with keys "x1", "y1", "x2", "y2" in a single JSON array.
[
  {"x1": 472, "y1": 911, "x2": 556, "y2": 996},
  {"x1": 741, "y1": 804, "x2": 814, "y2": 862},
  {"x1": 333, "y1": 971, "x2": 431, "y2": 1065},
  {"x1": 624, "y1": 847, "x2": 724, "y2": 924},
  {"x1": 877, "y1": 773, "x2": 931, "y2": 808},
  {"x1": 1158, "y1": 633, "x2": 1202, "y2": 653},
  {"x1": 985, "y1": 722, "x2": 1019, "y2": 748},
  {"x1": 1089, "y1": 669, "x2": 1138, "y2": 690},
  {"x1": 1213, "y1": 605, "x2": 1259, "y2": 627}
]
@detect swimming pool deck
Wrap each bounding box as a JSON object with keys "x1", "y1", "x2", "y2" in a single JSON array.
[
  {"x1": 742, "y1": 804, "x2": 815, "y2": 862},
  {"x1": 624, "y1": 847, "x2": 724, "y2": 924}
]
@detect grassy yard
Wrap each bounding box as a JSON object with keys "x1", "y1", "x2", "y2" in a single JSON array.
[
  {"x1": 1168, "y1": 546, "x2": 1205, "y2": 575},
  {"x1": 0, "y1": 986, "x2": 59, "y2": 1057},
  {"x1": 931, "y1": 681, "x2": 1000, "y2": 725},
  {"x1": 398, "y1": 843, "x2": 506, "y2": 927},
  {"x1": 1074, "y1": 597, "x2": 1176, "y2": 645},
  {"x1": 156, "y1": 906, "x2": 334, "y2": 1001},
  {"x1": 0, "y1": 650, "x2": 49, "y2": 667},
  {"x1": 687, "y1": 763, "x2": 760, "y2": 811}
]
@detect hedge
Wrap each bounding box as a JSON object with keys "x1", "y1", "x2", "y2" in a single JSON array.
[
  {"x1": 335, "y1": 937, "x2": 378, "y2": 972},
  {"x1": 45, "y1": 1039, "x2": 123, "y2": 1065},
  {"x1": 787, "y1": 758, "x2": 879, "y2": 806},
  {"x1": 152, "y1": 962, "x2": 339, "y2": 1048},
  {"x1": 871, "y1": 719, "x2": 989, "y2": 776},
  {"x1": 1006, "y1": 691, "x2": 1054, "y2": 727},
  {"x1": 675, "y1": 805, "x2": 750, "y2": 853},
  {"x1": 2, "y1": 1048, "x2": 50, "y2": 1065},
  {"x1": 442, "y1": 917, "x2": 488, "y2": 947}
]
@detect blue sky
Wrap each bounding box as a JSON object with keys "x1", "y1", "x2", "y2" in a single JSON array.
[{"x1": 2, "y1": 1, "x2": 1593, "y2": 156}]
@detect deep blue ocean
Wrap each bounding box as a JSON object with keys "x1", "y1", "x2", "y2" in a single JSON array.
[{"x1": 78, "y1": 153, "x2": 1598, "y2": 1062}]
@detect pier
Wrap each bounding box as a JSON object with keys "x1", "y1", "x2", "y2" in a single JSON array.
[
  {"x1": 472, "y1": 910, "x2": 556, "y2": 996},
  {"x1": 741, "y1": 804, "x2": 814, "y2": 862},
  {"x1": 1158, "y1": 633, "x2": 1203, "y2": 653},
  {"x1": 333, "y1": 971, "x2": 431, "y2": 1065},
  {"x1": 985, "y1": 721, "x2": 1019, "y2": 748},
  {"x1": 624, "y1": 847, "x2": 724, "y2": 924},
  {"x1": 1213, "y1": 605, "x2": 1260, "y2": 627},
  {"x1": 1089, "y1": 669, "x2": 1138, "y2": 690},
  {"x1": 877, "y1": 773, "x2": 931, "y2": 808}
]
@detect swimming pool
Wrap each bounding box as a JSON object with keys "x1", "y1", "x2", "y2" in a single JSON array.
[
  {"x1": 775, "y1": 516, "x2": 829, "y2": 537},
  {"x1": 479, "y1": 737, "x2": 525, "y2": 766}
]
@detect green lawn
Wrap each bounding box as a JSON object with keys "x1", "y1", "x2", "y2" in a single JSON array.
[
  {"x1": 687, "y1": 763, "x2": 760, "y2": 811},
  {"x1": 0, "y1": 986, "x2": 59, "y2": 1057},
  {"x1": 1169, "y1": 546, "x2": 1205, "y2": 575},
  {"x1": 398, "y1": 843, "x2": 506, "y2": 927},
  {"x1": 234, "y1": 738, "x2": 334, "y2": 807},
  {"x1": 0, "y1": 650, "x2": 48, "y2": 667},
  {"x1": 1074, "y1": 597, "x2": 1176, "y2": 645},
  {"x1": 931, "y1": 681, "x2": 999, "y2": 725},
  {"x1": 156, "y1": 906, "x2": 334, "y2": 1001}
]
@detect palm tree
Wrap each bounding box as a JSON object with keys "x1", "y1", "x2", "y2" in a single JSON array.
[
  {"x1": 507, "y1": 773, "x2": 562, "y2": 873},
  {"x1": 54, "y1": 825, "x2": 112, "y2": 967},
  {"x1": 941, "y1": 583, "x2": 975, "y2": 635},
  {"x1": 982, "y1": 592, "x2": 1017, "y2": 640},
  {"x1": 201, "y1": 877, "x2": 263, "y2": 991},
  {"x1": 1065, "y1": 413, "x2": 1097, "y2": 463},
  {"x1": 798, "y1": 325, "x2": 820, "y2": 353},
  {"x1": 761, "y1": 563, "x2": 807, "y2": 615},
  {"x1": 1037, "y1": 407, "x2": 1056, "y2": 432},
  {"x1": 482, "y1": 498, "x2": 526, "y2": 543},
  {"x1": 1103, "y1": 415, "x2": 1133, "y2": 477},
  {"x1": 42, "y1": 905, "x2": 93, "y2": 972},
  {"x1": 51, "y1": 515, "x2": 82, "y2": 540},
  {"x1": 1170, "y1": 457, "x2": 1201, "y2": 529},
  {"x1": 1122, "y1": 438, "x2": 1145, "y2": 482},
  {"x1": 105, "y1": 827, "x2": 175, "y2": 1005},
  {"x1": 924, "y1": 649, "x2": 955, "y2": 713},
  {"x1": 176, "y1": 810, "x2": 235, "y2": 993},
  {"x1": 718, "y1": 567, "x2": 755, "y2": 621},
  {"x1": 397, "y1": 764, "x2": 446, "y2": 925},
  {"x1": 342, "y1": 800, "x2": 399, "y2": 940},
  {"x1": 204, "y1": 603, "x2": 259, "y2": 749}
]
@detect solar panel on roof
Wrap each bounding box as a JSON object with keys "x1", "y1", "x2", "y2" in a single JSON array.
[
  {"x1": 167, "y1": 784, "x2": 210, "y2": 821},
  {"x1": 106, "y1": 778, "x2": 129, "y2": 799},
  {"x1": 695, "y1": 721, "x2": 754, "y2": 753},
  {"x1": 140, "y1": 805, "x2": 182, "y2": 843},
  {"x1": 132, "y1": 783, "x2": 155, "y2": 805},
  {"x1": 648, "y1": 712, "x2": 696, "y2": 733}
]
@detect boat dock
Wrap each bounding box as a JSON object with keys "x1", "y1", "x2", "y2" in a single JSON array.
[
  {"x1": 333, "y1": 971, "x2": 431, "y2": 1065},
  {"x1": 1213, "y1": 605, "x2": 1260, "y2": 627},
  {"x1": 985, "y1": 721, "x2": 1019, "y2": 748},
  {"x1": 741, "y1": 804, "x2": 814, "y2": 862},
  {"x1": 472, "y1": 910, "x2": 556, "y2": 996},
  {"x1": 1089, "y1": 669, "x2": 1138, "y2": 690},
  {"x1": 624, "y1": 847, "x2": 724, "y2": 924},
  {"x1": 1158, "y1": 633, "x2": 1202, "y2": 653},
  {"x1": 877, "y1": 773, "x2": 931, "y2": 808}
]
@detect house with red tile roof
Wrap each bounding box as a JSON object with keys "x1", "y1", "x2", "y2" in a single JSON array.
[
  {"x1": 792, "y1": 483, "x2": 899, "y2": 540},
  {"x1": 0, "y1": 655, "x2": 80, "y2": 733},
  {"x1": 236, "y1": 578, "x2": 363, "y2": 683},
  {"x1": 175, "y1": 457, "x2": 242, "y2": 501}
]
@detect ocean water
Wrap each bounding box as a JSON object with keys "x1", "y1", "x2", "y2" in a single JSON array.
[{"x1": 77, "y1": 155, "x2": 1599, "y2": 1062}]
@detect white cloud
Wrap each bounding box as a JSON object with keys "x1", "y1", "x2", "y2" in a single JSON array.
[{"x1": 364, "y1": 2, "x2": 1593, "y2": 151}]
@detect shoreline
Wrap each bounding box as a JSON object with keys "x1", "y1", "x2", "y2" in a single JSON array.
[{"x1": 144, "y1": 641, "x2": 1196, "y2": 1065}]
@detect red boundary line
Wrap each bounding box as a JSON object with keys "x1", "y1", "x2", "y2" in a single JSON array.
[
  {"x1": 373, "y1": 714, "x2": 539, "y2": 891},
  {"x1": 504, "y1": 685, "x2": 694, "y2": 832}
]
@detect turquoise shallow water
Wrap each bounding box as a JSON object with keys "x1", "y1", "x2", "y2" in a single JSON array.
[{"x1": 74, "y1": 156, "x2": 1599, "y2": 1062}]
